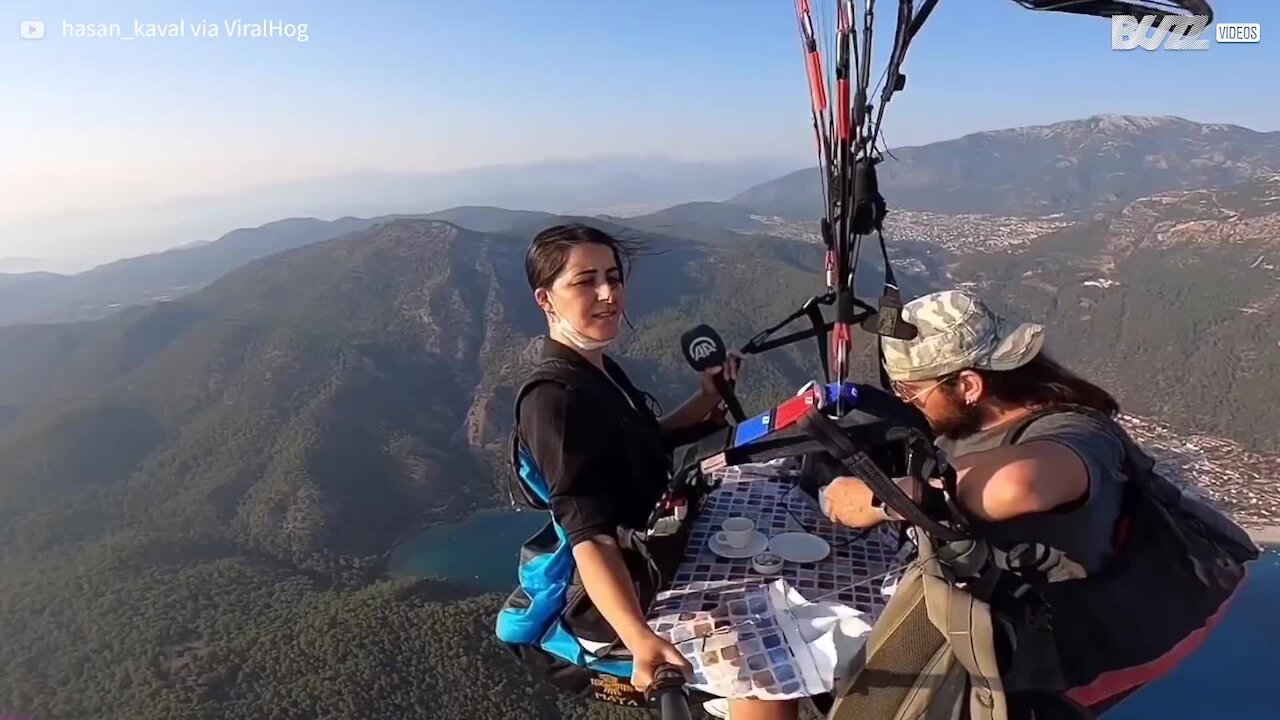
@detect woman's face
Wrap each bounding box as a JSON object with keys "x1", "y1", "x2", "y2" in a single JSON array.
[{"x1": 537, "y1": 242, "x2": 624, "y2": 341}]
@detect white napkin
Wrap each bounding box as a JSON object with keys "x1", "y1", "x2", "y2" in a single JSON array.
[{"x1": 768, "y1": 580, "x2": 874, "y2": 693}]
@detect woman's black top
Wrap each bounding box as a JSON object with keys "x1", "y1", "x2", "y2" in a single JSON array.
[{"x1": 516, "y1": 337, "x2": 674, "y2": 548}]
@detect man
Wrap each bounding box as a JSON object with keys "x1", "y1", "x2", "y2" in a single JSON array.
[
  {"x1": 820, "y1": 288, "x2": 1129, "y2": 576},
  {"x1": 817, "y1": 288, "x2": 1259, "y2": 718}
]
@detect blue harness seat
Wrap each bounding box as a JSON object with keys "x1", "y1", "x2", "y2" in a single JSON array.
[{"x1": 495, "y1": 444, "x2": 635, "y2": 681}]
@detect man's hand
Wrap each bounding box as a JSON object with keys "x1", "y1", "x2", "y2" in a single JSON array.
[
  {"x1": 704, "y1": 402, "x2": 730, "y2": 426},
  {"x1": 820, "y1": 476, "x2": 881, "y2": 528},
  {"x1": 820, "y1": 475, "x2": 921, "y2": 528},
  {"x1": 627, "y1": 631, "x2": 693, "y2": 692}
]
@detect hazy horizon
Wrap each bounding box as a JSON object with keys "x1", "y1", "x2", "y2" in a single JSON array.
[
  {"x1": 0, "y1": 155, "x2": 809, "y2": 272},
  {"x1": 4, "y1": 0, "x2": 1277, "y2": 269}
]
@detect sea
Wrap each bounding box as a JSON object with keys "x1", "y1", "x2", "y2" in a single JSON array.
[{"x1": 388, "y1": 509, "x2": 1280, "y2": 717}]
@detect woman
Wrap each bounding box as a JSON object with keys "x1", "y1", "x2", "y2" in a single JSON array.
[{"x1": 515, "y1": 224, "x2": 795, "y2": 720}]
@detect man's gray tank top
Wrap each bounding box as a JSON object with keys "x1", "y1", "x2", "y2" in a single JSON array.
[{"x1": 934, "y1": 407, "x2": 1130, "y2": 576}]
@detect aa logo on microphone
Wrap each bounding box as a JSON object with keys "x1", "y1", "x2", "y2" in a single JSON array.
[{"x1": 687, "y1": 337, "x2": 717, "y2": 362}]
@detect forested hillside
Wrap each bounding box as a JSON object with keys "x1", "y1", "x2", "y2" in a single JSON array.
[
  {"x1": 942, "y1": 176, "x2": 1280, "y2": 453},
  {"x1": 0, "y1": 529, "x2": 656, "y2": 720}
]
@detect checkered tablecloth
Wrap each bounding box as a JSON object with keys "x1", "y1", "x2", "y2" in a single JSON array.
[{"x1": 645, "y1": 459, "x2": 909, "y2": 700}]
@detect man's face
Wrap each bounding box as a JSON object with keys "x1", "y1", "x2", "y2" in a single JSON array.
[{"x1": 890, "y1": 373, "x2": 985, "y2": 439}]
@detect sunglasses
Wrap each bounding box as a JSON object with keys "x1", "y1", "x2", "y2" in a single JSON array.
[{"x1": 889, "y1": 373, "x2": 958, "y2": 405}]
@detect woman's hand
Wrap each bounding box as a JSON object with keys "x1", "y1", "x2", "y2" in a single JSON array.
[
  {"x1": 660, "y1": 351, "x2": 746, "y2": 434},
  {"x1": 569, "y1": 539, "x2": 692, "y2": 692},
  {"x1": 627, "y1": 631, "x2": 693, "y2": 693},
  {"x1": 697, "y1": 349, "x2": 744, "y2": 400}
]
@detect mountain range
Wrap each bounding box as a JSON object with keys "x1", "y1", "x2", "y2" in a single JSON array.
[
  {"x1": 0, "y1": 257, "x2": 86, "y2": 274},
  {"x1": 6, "y1": 114, "x2": 1277, "y2": 328},
  {"x1": 940, "y1": 174, "x2": 1280, "y2": 454},
  {"x1": 0, "y1": 209, "x2": 562, "y2": 326},
  {"x1": 3, "y1": 156, "x2": 798, "y2": 272},
  {"x1": 0, "y1": 218, "x2": 844, "y2": 561},
  {"x1": 0, "y1": 215, "x2": 855, "y2": 718},
  {"x1": 4, "y1": 114, "x2": 1277, "y2": 559},
  {"x1": 731, "y1": 115, "x2": 1280, "y2": 220}
]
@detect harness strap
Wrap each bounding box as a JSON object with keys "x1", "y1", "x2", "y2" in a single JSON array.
[
  {"x1": 941, "y1": 584, "x2": 1007, "y2": 719},
  {"x1": 915, "y1": 536, "x2": 1012, "y2": 720},
  {"x1": 508, "y1": 357, "x2": 584, "y2": 510},
  {"x1": 740, "y1": 291, "x2": 878, "y2": 383},
  {"x1": 870, "y1": 228, "x2": 901, "y2": 392}
]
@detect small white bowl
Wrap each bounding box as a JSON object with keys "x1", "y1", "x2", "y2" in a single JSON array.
[{"x1": 752, "y1": 551, "x2": 784, "y2": 575}]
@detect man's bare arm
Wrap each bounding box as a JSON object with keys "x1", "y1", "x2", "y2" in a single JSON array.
[{"x1": 950, "y1": 440, "x2": 1090, "y2": 522}]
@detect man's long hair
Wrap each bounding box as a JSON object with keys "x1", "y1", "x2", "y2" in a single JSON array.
[{"x1": 973, "y1": 353, "x2": 1120, "y2": 416}]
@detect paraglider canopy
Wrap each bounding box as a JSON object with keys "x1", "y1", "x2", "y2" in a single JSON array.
[{"x1": 1012, "y1": 1, "x2": 1212, "y2": 22}]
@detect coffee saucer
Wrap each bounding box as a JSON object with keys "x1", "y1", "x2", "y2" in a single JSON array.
[
  {"x1": 708, "y1": 531, "x2": 768, "y2": 559},
  {"x1": 768, "y1": 532, "x2": 831, "y2": 563}
]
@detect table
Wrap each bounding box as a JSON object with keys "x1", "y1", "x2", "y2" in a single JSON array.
[{"x1": 645, "y1": 458, "x2": 911, "y2": 701}]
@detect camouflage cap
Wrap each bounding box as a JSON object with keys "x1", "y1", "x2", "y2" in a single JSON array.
[{"x1": 881, "y1": 289, "x2": 1045, "y2": 382}]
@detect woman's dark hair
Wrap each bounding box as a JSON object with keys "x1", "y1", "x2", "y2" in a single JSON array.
[
  {"x1": 525, "y1": 224, "x2": 645, "y2": 290},
  {"x1": 969, "y1": 352, "x2": 1121, "y2": 416}
]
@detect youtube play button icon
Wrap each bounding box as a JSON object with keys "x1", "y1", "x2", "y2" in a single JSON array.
[{"x1": 20, "y1": 20, "x2": 46, "y2": 40}]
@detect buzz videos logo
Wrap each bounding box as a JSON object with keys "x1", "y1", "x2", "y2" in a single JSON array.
[{"x1": 1112, "y1": 15, "x2": 1260, "y2": 50}]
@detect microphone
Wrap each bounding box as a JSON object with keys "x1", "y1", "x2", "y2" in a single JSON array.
[{"x1": 680, "y1": 324, "x2": 747, "y2": 423}]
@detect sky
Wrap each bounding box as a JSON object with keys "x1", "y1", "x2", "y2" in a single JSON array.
[{"x1": 1, "y1": 0, "x2": 1276, "y2": 266}]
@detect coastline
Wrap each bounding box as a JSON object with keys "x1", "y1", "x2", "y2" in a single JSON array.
[{"x1": 1246, "y1": 525, "x2": 1280, "y2": 546}]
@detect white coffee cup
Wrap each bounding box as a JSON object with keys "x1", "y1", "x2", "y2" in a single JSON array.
[{"x1": 717, "y1": 516, "x2": 755, "y2": 549}]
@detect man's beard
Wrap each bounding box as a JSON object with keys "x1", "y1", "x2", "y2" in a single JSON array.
[{"x1": 930, "y1": 389, "x2": 986, "y2": 440}]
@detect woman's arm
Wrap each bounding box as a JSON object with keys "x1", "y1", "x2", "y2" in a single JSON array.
[
  {"x1": 658, "y1": 352, "x2": 743, "y2": 436},
  {"x1": 571, "y1": 536, "x2": 660, "y2": 646},
  {"x1": 658, "y1": 391, "x2": 722, "y2": 436},
  {"x1": 571, "y1": 535, "x2": 692, "y2": 689}
]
